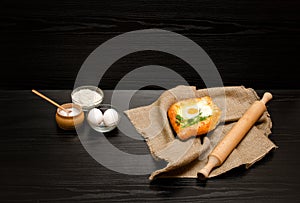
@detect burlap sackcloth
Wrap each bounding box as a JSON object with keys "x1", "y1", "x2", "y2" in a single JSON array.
[{"x1": 125, "y1": 86, "x2": 277, "y2": 180}]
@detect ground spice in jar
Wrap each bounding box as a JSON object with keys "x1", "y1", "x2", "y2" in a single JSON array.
[{"x1": 58, "y1": 107, "x2": 80, "y2": 117}]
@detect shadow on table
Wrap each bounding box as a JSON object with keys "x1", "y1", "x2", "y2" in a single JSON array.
[{"x1": 149, "y1": 151, "x2": 275, "y2": 197}]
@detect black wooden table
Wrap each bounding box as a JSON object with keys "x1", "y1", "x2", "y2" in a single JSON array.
[
  {"x1": 1, "y1": 0, "x2": 300, "y2": 201},
  {"x1": 0, "y1": 89, "x2": 299, "y2": 202}
]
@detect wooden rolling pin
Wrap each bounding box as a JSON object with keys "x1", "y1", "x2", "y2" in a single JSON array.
[{"x1": 198, "y1": 92, "x2": 272, "y2": 180}]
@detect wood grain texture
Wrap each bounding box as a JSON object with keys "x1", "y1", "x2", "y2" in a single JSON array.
[
  {"x1": 0, "y1": 0, "x2": 299, "y2": 90},
  {"x1": 0, "y1": 0, "x2": 299, "y2": 201},
  {"x1": 0, "y1": 90, "x2": 299, "y2": 202}
]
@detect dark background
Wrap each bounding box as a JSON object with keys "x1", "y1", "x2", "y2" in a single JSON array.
[
  {"x1": 1, "y1": 0, "x2": 300, "y2": 202},
  {"x1": 1, "y1": 0, "x2": 299, "y2": 90}
]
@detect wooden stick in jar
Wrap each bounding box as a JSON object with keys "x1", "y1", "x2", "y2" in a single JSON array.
[
  {"x1": 32, "y1": 89, "x2": 72, "y2": 114},
  {"x1": 197, "y1": 92, "x2": 273, "y2": 180}
]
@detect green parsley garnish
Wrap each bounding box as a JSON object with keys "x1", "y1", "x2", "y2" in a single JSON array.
[{"x1": 175, "y1": 113, "x2": 210, "y2": 128}]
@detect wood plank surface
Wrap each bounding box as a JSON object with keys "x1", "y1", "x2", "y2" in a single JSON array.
[
  {"x1": 0, "y1": 90, "x2": 299, "y2": 202},
  {"x1": 0, "y1": 0, "x2": 299, "y2": 90},
  {"x1": 0, "y1": 0, "x2": 299, "y2": 202}
]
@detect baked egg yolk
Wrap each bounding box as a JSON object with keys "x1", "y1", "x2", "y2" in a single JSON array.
[{"x1": 182, "y1": 104, "x2": 199, "y2": 119}]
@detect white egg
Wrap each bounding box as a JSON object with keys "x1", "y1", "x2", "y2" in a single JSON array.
[
  {"x1": 181, "y1": 104, "x2": 199, "y2": 119},
  {"x1": 103, "y1": 108, "x2": 119, "y2": 127},
  {"x1": 88, "y1": 108, "x2": 103, "y2": 126}
]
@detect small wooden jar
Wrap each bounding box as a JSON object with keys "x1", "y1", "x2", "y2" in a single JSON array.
[{"x1": 55, "y1": 103, "x2": 85, "y2": 130}]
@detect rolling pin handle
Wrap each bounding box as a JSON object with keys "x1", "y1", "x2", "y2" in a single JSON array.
[
  {"x1": 197, "y1": 155, "x2": 221, "y2": 180},
  {"x1": 261, "y1": 92, "x2": 272, "y2": 105}
]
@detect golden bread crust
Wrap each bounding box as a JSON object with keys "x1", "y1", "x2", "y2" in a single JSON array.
[{"x1": 167, "y1": 97, "x2": 221, "y2": 140}]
